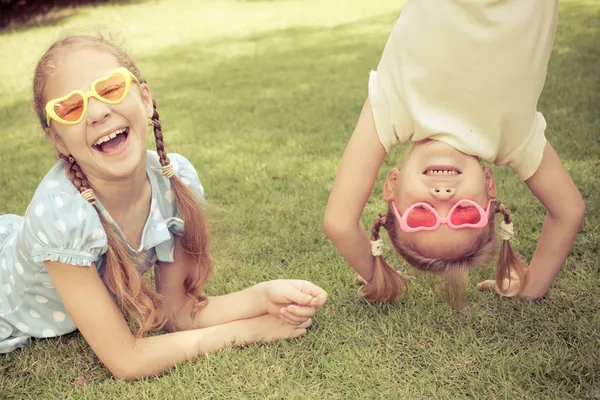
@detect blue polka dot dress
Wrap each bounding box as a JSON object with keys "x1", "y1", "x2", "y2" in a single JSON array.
[{"x1": 0, "y1": 151, "x2": 204, "y2": 353}]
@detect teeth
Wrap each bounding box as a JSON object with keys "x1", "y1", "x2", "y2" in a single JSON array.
[
  {"x1": 95, "y1": 128, "x2": 126, "y2": 146},
  {"x1": 425, "y1": 169, "x2": 459, "y2": 176}
]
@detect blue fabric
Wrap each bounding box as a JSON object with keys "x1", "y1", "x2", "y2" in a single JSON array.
[{"x1": 0, "y1": 151, "x2": 204, "y2": 353}]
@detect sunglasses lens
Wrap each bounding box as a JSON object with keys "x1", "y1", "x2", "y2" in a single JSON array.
[
  {"x1": 406, "y1": 205, "x2": 437, "y2": 228},
  {"x1": 95, "y1": 73, "x2": 127, "y2": 102},
  {"x1": 450, "y1": 202, "x2": 482, "y2": 226},
  {"x1": 54, "y1": 93, "x2": 84, "y2": 122}
]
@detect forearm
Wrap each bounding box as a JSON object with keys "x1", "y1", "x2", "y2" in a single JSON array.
[
  {"x1": 326, "y1": 221, "x2": 376, "y2": 281},
  {"x1": 519, "y1": 212, "x2": 584, "y2": 299},
  {"x1": 118, "y1": 318, "x2": 256, "y2": 379},
  {"x1": 170, "y1": 285, "x2": 266, "y2": 330}
]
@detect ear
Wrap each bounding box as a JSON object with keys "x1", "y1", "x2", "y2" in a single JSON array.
[
  {"x1": 140, "y1": 83, "x2": 154, "y2": 119},
  {"x1": 45, "y1": 127, "x2": 69, "y2": 157},
  {"x1": 383, "y1": 167, "x2": 401, "y2": 202},
  {"x1": 483, "y1": 166, "x2": 497, "y2": 199}
]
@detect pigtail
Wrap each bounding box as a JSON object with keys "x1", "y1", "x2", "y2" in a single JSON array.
[
  {"x1": 151, "y1": 99, "x2": 213, "y2": 315},
  {"x1": 58, "y1": 153, "x2": 166, "y2": 336},
  {"x1": 358, "y1": 213, "x2": 408, "y2": 302},
  {"x1": 493, "y1": 202, "x2": 527, "y2": 297}
]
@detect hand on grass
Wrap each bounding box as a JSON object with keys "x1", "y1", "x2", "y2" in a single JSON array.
[{"x1": 258, "y1": 280, "x2": 327, "y2": 326}]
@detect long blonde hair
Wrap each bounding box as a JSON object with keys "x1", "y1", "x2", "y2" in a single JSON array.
[
  {"x1": 362, "y1": 200, "x2": 527, "y2": 311},
  {"x1": 33, "y1": 35, "x2": 213, "y2": 335}
]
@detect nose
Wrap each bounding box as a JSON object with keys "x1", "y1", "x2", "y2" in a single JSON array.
[
  {"x1": 86, "y1": 98, "x2": 111, "y2": 125},
  {"x1": 430, "y1": 186, "x2": 455, "y2": 201}
]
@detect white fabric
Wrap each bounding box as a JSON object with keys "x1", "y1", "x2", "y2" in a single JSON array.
[{"x1": 369, "y1": 0, "x2": 557, "y2": 180}]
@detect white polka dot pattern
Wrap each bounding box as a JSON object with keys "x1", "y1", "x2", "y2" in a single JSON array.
[
  {"x1": 35, "y1": 204, "x2": 44, "y2": 217},
  {"x1": 15, "y1": 322, "x2": 29, "y2": 333},
  {"x1": 29, "y1": 309, "x2": 41, "y2": 318},
  {"x1": 42, "y1": 329, "x2": 56, "y2": 337},
  {"x1": 55, "y1": 220, "x2": 67, "y2": 233},
  {"x1": 35, "y1": 295, "x2": 48, "y2": 304},
  {"x1": 53, "y1": 311, "x2": 66, "y2": 322},
  {"x1": 37, "y1": 232, "x2": 49, "y2": 245},
  {"x1": 91, "y1": 229, "x2": 105, "y2": 240}
]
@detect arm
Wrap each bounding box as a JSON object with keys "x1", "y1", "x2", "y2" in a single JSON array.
[
  {"x1": 520, "y1": 142, "x2": 585, "y2": 299},
  {"x1": 45, "y1": 261, "x2": 306, "y2": 380},
  {"x1": 324, "y1": 97, "x2": 387, "y2": 282},
  {"x1": 156, "y1": 236, "x2": 266, "y2": 331},
  {"x1": 156, "y1": 237, "x2": 328, "y2": 330}
]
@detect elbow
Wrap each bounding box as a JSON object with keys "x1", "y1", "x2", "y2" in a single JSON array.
[
  {"x1": 323, "y1": 212, "x2": 350, "y2": 242},
  {"x1": 573, "y1": 196, "x2": 585, "y2": 226},
  {"x1": 108, "y1": 363, "x2": 143, "y2": 381}
]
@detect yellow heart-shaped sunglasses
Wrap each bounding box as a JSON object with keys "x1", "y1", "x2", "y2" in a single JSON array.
[{"x1": 45, "y1": 67, "x2": 141, "y2": 126}]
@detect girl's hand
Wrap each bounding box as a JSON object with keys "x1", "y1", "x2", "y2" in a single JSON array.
[
  {"x1": 476, "y1": 271, "x2": 522, "y2": 298},
  {"x1": 258, "y1": 280, "x2": 328, "y2": 325},
  {"x1": 250, "y1": 314, "x2": 312, "y2": 343}
]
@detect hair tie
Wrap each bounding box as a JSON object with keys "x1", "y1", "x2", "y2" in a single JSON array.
[
  {"x1": 80, "y1": 188, "x2": 96, "y2": 205},
  {"x1": 499, "y1": 220, "x2": 514, "y2": 241},
  {"x1": 161, "y1": 163, "x2": 175, "y2": 179},
  {"x1": 370, "y1": 239, "x2": 384, "y2": 257}
]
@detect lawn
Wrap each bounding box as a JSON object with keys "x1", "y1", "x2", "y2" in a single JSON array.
[{"x1": 0, "y1": 0, "x2": 599, "y2": 398}]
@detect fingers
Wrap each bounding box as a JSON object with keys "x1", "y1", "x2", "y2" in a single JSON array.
[
  {"x1": 285, "y1": 305, "x2": 317, "y2": 318},
  {"x1": 282, "y1": 280, "x2": 328, "y2": 307},
  {"x1": 477, "y1": 280, "x2": 496, "y2": 291},
  {"x1": 280, "y1": 306, "x2": 313, "y2": 325},
  {"x1": 356, "y1": 274, "x2": 368, "y2": 285},
  {"x1": 297, "y1": 318, "x2": 312, "y2": 329},
  {"x1": 294, "y1": 280, "x2": 328, "y2": 304},
  {"x1": 309, "y1": 291, "x2": 328, "y2": 308}
]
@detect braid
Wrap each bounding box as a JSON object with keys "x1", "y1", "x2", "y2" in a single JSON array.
[
  {"x1": 149, "y1": 97, "x2": 213, "y2": 321},
  {"x1": 58, "y1": 153, "x2": 92, "y2": 193},
  {"x1": 493, "y1": 201, "x2": 527, "y2": 296},
  {"x1": 151, "y1": 99, "x2": 170, "y2": 168},
  {"x1": 370, "y1": 213, "x2": 386, "y2": 241},
  {"x1": 497, "y1": 202, "x2": 513, "y2": 225},
  {"x1": 359, "y1": 212, "x2": 408, "y2": 302}
]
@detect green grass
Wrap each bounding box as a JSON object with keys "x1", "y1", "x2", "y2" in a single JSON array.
[{"x1": 1, "y1": 0, "x2": 599, "y2": 398}]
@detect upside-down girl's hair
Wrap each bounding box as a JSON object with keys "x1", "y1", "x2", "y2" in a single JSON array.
[
  {"x1": 33, "y1": 34, "x2": 213, "y2": 335},
  {"x1": 361, "y1": 200, "x2": 527, "y2": 311}
]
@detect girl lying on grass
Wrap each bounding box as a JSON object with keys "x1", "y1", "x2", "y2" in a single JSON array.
[
  {"x1": 325, "y1": 0, "x2": 584, "y2": 310},
  {"x1": 0, "y1": 35, "x2": 327, "y2": 379}
]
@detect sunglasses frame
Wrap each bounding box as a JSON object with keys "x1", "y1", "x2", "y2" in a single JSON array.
[
  {"x1": 45, "y1": 67, "x2": 140, "y2": 126},
  {"x1": 391, "y1": 199, "x2": 492, "y2": 233}
]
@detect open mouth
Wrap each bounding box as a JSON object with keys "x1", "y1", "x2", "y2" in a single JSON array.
[
  {"x1": 92, "y1": 127, "x2": 129, "y2": 155},
  {"x1": 422, "y1": 166, "x2": 462, "y2": 176}
]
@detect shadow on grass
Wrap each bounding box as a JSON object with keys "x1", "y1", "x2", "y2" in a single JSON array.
[{"x1": 0, "y1": 0, "x2": 155, "y2": 32}]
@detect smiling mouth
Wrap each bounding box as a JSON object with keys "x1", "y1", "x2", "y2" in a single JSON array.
[
  {"x1": 92, "y1": 127, "x2": 129, "y2": 154},
  {"x1": 423, "y1": 167, "x2": 462, "y2": 176}
]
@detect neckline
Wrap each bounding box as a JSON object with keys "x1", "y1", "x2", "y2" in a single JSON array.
[{"x1": 93, "y1": 164, "x2": 158, "y2": 254}]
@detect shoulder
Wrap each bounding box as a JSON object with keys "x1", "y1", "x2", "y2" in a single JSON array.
[
  {"x1": 31, "y1": 161, "x2": 78, "y2": 200},
  {"x1": 146, "y1": 150, "x2": 205, "y2": 208}
]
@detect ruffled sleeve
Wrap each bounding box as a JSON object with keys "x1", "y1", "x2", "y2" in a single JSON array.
[{"x1": 22, "y1": 193, "x2": 108, "y2": 267}]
